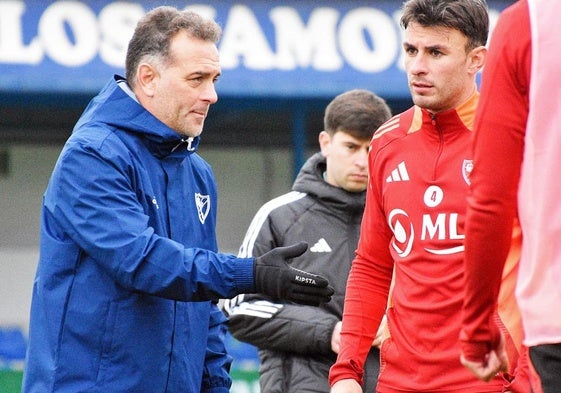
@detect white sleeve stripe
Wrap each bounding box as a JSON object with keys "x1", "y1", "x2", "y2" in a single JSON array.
[
  {"x1": 238, "y1": 191, "x2": 307, "y2": 257},
  {"x1": 229, "y1": 301, "x2": 284, "y2": 319},
  {"x1": 230, "y1": 308, "x2": 277, "y2": 319},
  {"x1": 222, "y1": 294, "x2": 245, "y2": 315}
]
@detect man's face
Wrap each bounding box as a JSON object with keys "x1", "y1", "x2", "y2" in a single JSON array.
[
  {"x1": 143, "y1": 31, "x2": 221, "y2": 138},
  {"x1": 319, "y1": 130, "x2": 370, "y2": 193},
  {"x1": 403, "y1": 22, "x2": 477, "y2": 113}
]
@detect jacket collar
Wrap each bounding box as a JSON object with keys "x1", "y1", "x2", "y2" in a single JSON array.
[
  {"x1": 409, "y1": 88, "x2": 480, "y2": 134},
  {"x1": 75, "y1": 75, "x2": 201, "y2": 158}
]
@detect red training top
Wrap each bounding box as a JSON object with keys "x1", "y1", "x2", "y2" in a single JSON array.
[{"x1": 329, "y1": 92, "x2": 509, "y2": 392}]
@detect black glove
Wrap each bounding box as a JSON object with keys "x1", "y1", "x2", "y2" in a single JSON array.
[{"x1": 254, "y1": 242, "x2": 334, "y2": 306}]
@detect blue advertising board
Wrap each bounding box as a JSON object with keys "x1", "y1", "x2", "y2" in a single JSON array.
[{"x1": 0, "y1": 1, "x2": 513, "y2": 100}]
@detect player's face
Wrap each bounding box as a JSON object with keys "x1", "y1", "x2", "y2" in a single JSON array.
[
  {"x1": 147, "y1": 32, "x2": 221, "y2": 138},
  {"x1": 320, "y1": 131, "x2": 370, "y2": 193},
  {"x1": 403, "y1": 22, "x2": 479, "y2": 113}
]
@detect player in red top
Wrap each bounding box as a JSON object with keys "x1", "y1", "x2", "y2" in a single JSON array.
[
  {"x1": 329, "y1": 1, "x2": 533, "y2": 392},
  {"x1": 460, "y1": 1, "x2": 558, "y2": 392}
]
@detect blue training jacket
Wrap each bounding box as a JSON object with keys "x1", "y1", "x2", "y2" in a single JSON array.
[{"x1": 22, "y1": 76, "x2": 254, "y2": 393}]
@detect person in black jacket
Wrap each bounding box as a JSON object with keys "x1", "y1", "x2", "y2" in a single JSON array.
[{"x1": 223, "y1": 89, "x2": 392, "y2": 393}]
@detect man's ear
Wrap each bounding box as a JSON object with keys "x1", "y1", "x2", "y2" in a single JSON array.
[
  {"x1": 136, "y1": 63, "x2": 159, "y2": 97},
  {"x1": 318, "y1": 130, "x2": 331, "y2": 157},
  {"x1": 468, "y1": 46, "x2": 487, "y2": 75}
]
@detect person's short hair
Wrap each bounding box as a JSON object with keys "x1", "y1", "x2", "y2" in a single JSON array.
[
  {"x1": 323, "y1": 89, "x2": 392, "y2": 140},
  {"x1": 400, "y1": 0, "x2": 489, "y2": 51},
  {"x1": 125, "y1": 6, "x2": 222, "y2": 88}
]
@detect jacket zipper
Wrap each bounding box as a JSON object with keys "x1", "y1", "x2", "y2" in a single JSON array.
[{"x1": 430, "y1": 113, "x2": 445, "y2": 181}]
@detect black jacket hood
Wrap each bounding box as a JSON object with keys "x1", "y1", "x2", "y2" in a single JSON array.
[{"x1": 292, "y1": 152, "x2": 366, "y2": 215}]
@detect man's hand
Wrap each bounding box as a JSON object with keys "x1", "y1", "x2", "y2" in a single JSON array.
[
  {"x1": 254, "y1": 242, "x2": 334, "y2": 306},
  {"x1": 330, "y1": 379, "x2": 363, "y2": 393},
  {"x1": 331, "y1": 321, "x2": 342, "y2": 353},
  {"x1": 460, "y1": 336, "x2": 509, "y2": 382},
  {"x1": 333, "y1": 315, "x2": 386, "y2": 354},
  {"x1": 372, "y1": 314, "x2": 387, "y2": 348}
]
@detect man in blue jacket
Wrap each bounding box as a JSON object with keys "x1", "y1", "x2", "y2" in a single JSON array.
[{"x1": 22, "y1": 6, "x2": 333, "y2": 393}]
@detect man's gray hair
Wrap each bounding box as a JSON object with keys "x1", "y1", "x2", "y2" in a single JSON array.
[{"x1": 125, "y1": 6, "x2": 221, "y2": 88}]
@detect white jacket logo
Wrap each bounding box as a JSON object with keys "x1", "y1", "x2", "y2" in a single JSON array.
[{"x1": 195, "y1": 193, "x2": 210, "y2": 224}]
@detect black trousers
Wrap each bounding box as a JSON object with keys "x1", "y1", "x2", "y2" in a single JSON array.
[{"x1": 529, "y1": 343, "x2": 561, "y2": 393}]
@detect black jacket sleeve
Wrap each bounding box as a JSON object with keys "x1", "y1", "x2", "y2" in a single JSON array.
[
  {"x1": 225, "y1": 201, "x2": 339, "y2": 355},
  {"x1": 225, "y1": 294, "x2": 338, "y2": 355}
]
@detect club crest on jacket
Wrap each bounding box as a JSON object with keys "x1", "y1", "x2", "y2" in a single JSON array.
[
  {"x1": 462, "y1": 159, "x2": 473, "y2": 185},
  {"x1": 195, "y1": 193, "x2": 210, "y2": 224}
]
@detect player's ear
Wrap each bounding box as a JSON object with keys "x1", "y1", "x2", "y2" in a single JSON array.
[
  {"x1": 468, "y1": 46, "x2": 487, "y2": 75},
  {"x1": 319, "y1": 130, "x2": 331, "y2": 157}
]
